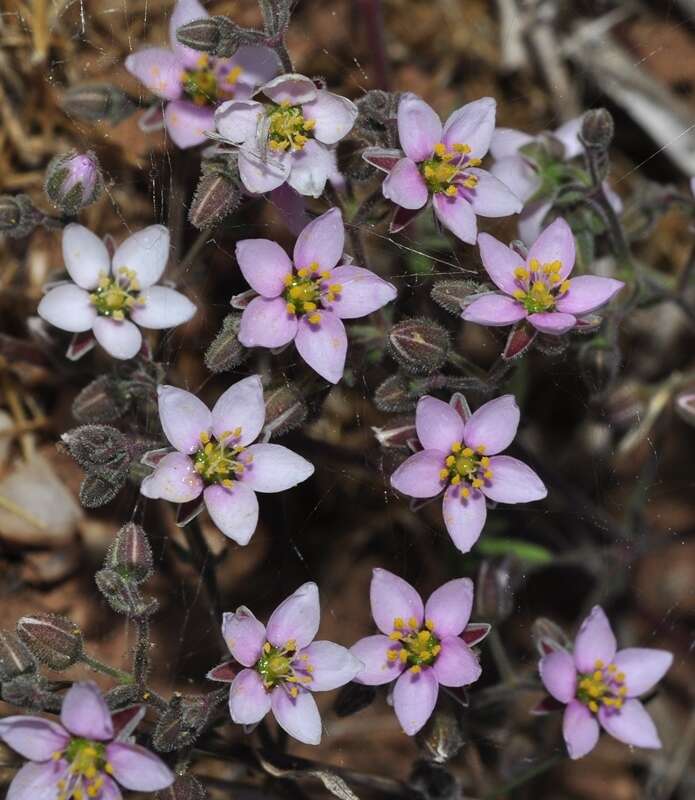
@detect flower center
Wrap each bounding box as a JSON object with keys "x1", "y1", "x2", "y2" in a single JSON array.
[
  {"x1": 181, "y1": 55, "x2": 242, "y2": 107},
  {"x1": 512, "y1": 258, "x2": 571, "y2": 314},
  {"x1": 421, "y1": 142, "x2": 481, "y2": 196},
  {"x1": 193, "y1": 430, "x2": 249, "y2": 488},
  {"x1": 577, "y1": 659, "x2": 628, "y2": 715},
  {"x1": 387, "y1": 617, "x2": 441, "y2": 673},
  {"x1": 283, "y1": 263, "x2": 342, "y2": 324},
  {"x1": 439, "y1": 442, "x2": 492, "y2": 497},
  {"x1": 267, "y1": 102, "x2": 316, "y2": 152},
  {"x1": 255, "y1": 640, "x2": 314, "y2": 696},
  {"x1": 55, "y1": 737, "x2": 112, "y2": 800},
  {"x1": 89, "y1": 268, "x2": 143, "y2": 320}
]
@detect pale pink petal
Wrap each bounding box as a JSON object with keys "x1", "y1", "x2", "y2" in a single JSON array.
[
  {"x1": 489, "y1": 155, "x2": 540, "y2": 203},
  {"x1": 62, "y1": 223, "x2": 110, "y2": 289},
  {"x1": 573, "y1": 606, "x2": 617, "y2": 673},
  {"x1": 269, "y1": 184, "x2": 310, "y2": 235},
  {"x1": 105, "y1": 742, "x2": 174, "y2": 791},
  {"x1": 293, "y1": 207, "x2": 344, "y2": 271},
  {"x1": 7, "y1": 760, "x2": 67, "y2": 800},
  {"x1": 518, "y1": 200, "x2": 551, "y2": 247},
  {"x1": 432, "y1": 193, "x2": 477, "y2": 244},
  {"x1": 463, "y1": 394, "x2": 520, "y2": 455},
  {"x1": 211, "y1": 375, "x2": 265, "y2": 446},
  {"x1": 598, "y1": 699, "x2": 661, "y2": 749},
  {"x1": 299, "y1": 641, "x2": 362, "y2": 691},
  {"x1": 563, "y1": 700, "x2": 600, "y2": 759},
  {"x1": 302, "y1": 91, "x2": 358, "y2": 145},
  {"x1": 140, "y1": 452, "x2": 203, "y2": 502},
  {"x1": 390, "y1": 449, "x2": 446, "y2": 499},
  {"x1": 169, "y1": 0, "x2": 209, "y2": 67},
  {"x1": 527, "y1": 311, "x2": 576, "y2": 335},
  {"x1": 539, "y1": 650, "x2": 577, "y2": 703},
  {"x1": 222, "y1": 607, "x2": 266, "y2": 666},
  {"x1": 432, "y1": 637, "x2": 481, "y2": 687},
  {"x1": 294, "y1": 310, "x2": 347, "y2": 384},
  {"x1": 157, "y1": 385, "x2": 211, "y2": 453},
  {"x1": 100, "y1": 776, "x2": 123, "y2": 800},
  {"x1": 239, "y1": 296, "x2": 298, "y2": 348},
  {"x1": 553, "y1": 117, "x2": 583, "y2": 160},
  {"x1": 477, "y1": 232, "x2": 527, "y2": 294},
  {"x1": 261, "y1": 73, "x2": 318, "y2": 105},
  {"x1": 350, "y1": 635, "x2": 404, "y2": 686},
  {"x1": 397, "y1": 93, "x2": 442, "y2": 161},
  {"x1": 238, "y1": 149, "x2": 289, "y2": 194},
  {"x1": 125, "y1": 48, "x2": 184, "y2": 100},
  {"x1": 489, "y1": 127, "x2": 534, "y2": 159},
  {"x1": 242, "y1": 443, "x2": 314, "y2": 492},
  {"x1": 442, "y1": 486, "x2": 487, "y2": 553},
  {"x1": 0, "y1": 717, "x2": 69, "y2": 760},
  {"x1": 214, "y1": 100, "x2": 264, "y2": 145},
  {"x1": 228, "y1": 668, "x2": 272, "y2": 724},
  {"x1": 222, "y1": 46, "x2": 281, "y2": 95},
  {"x1": 442, "y1": 97, "x2": 496, "y2": 158},
  {"x1": 393, "y1": 666, "x2": 439, "y2": 735},
  {"x1": 286, "y1": 139, "x2": 335, "y2": 198},
  {"x1": 612, "y1": 648, "x2": 673, "y2": 698},
  {"x1": 271, "y1": 687, "x2": 322, "y2": 745},
  {"x1": 61, "y1": 682, "x2": 113, "y2": 740},
  {"x1": 462, "y1": 294, "x2": 527, "y2": 326},
  {"x1": 370, "y1": 568, "x2": 423, "y2": 636},
  {"x1": 203, "y1": 483, "x2": 259, "y2": 545},
  {"x1": 38, "y1": 285, "x2": 97, "y2": 333},
  {"x1": 382, "y1": 158, "x2": 429, "y2": 210},
  {"x1": 483, "y1": 455, "x2": 547, "y2": 503},
  {"x1": 415, "y1": 396, "x2": 465, "y2": 452},
  {"x1": 112, "y1": 225, "x2": 170, "y2": 288},
  {"x1": 92, "y1": 317, "x2": 142, "y2": 360},
  {"x1": 164, "y1": 100, "x2": 214, "y2": 148},
  {"x1": 325, "y1": 265, "x2": 397, "y2": 318},
  {"x1": 555, "y1": 276, "x2": 624, "y2": 315},
  {"x1": 130, "y1": 286, "x2": 196, "y2": 329},
  {"x1": 266, "y1": 582, "x2": 320, "y2": 649},
  {"x1": 465, "y1": 168, "x2": 523, "y2": 217},
  {"x1": 236, "y1": 239, "x2": 292, "y2": 298},
  {"x1": 528, "y1": 217, "x2": 575, "y2": 279},
  {"x1": 424, "y1": 578, "x2": 474, "y2": 637}
]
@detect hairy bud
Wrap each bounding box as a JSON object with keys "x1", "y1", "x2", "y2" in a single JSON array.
[
  {"x1": 189, "y1": 170, "x2": 240, "y2": 229},
  {"x1": 176, "y1": 16, "x2": 266, "y2": 58},
  {"x1": 532, "y1": 617, "x2": 572, "y2": 656},
  {"x1": 2, "y1": 674, "x2": 62, "y2": 712},
  {"x1": 152, "y1": 692, "x2": 222, "y2": 752},
  {"x1": 95, "y1": 569, "x2": 159, "y2": 618},
  {"x1": 0, "y1": 630, "x2": 37, "y2": 681},
  {"x1": 62, "y1": 424, "x2": 127, "y2": 468},
  {"x1": 73, "y1": 376, "x2": 130, "y2": 423},
  {"x1": 17, "y1": 613, "x2": 84, "y2": 670},
  {"x1": 416, "y1": 710, "x2": 465, "y2": 764},
  {"x1": 580, "y1": 108, "x2": 615, "y2": 150},
  {"x1": 374, "y1": 373, "x2": 418, "y2": 412},
  {"x1": 431, "y1": 280, "x2": 480, "y2": 315},
  {"x1": 45, "y1": 151, "x2": 102, "y2": 215},
  {"x1": 0, "y1": 194, "x2": 43, "y2": 238},
  {"x1": 204, "y1": 313, "x2": 247, "y2": 373},
  {"x1": 388, "y1": 318, "x2": 450, "y2": 375},
  {"x1": 262, "y1": 383, "x2": 308, "y2": 439},
  {"x1": 79, "y1": 464, "x2": 129, "y2": 508},
  {"x1": 105, "y1": 522, "x2": 154, "y2": 584},
  {"x1": 156, "y1": 775, "x2": 208, "y2": 800},
  {"x1": 61, "y1": 84, "x2": 137, "y2": 124}
]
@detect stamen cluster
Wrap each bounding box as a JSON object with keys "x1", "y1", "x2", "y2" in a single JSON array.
[
  {"x1": 267, "y1": 102, "x2": 316, "y2": 152},
  {"x1": 283, "y1": 264, "x2": 342, "y2": 323},
  {"x1": 193, "y1": 430, "x2": 249, "y2": 488},
  {"x1": 255, "y1": 639, "x2": 314, "y2": 697},
  {"x1": 387, "y1": 616, "x2": 442, "y2": 673},
  {"x1": 181, "y1": 55, "x2": 242, "y2": 107},
  {"x1": 577, "y1": 658, "x2": 628, "y2": 715},
  {"x1": 421, "y1": 142, "x2": 481, "y2": 196},
  {"x1": 89, "y1": 267, "x2": 144, "y2": 320},
  {"x1": 439, "y1": 441, "x2": 492, "y2": 496},
  {"x1": 511, "y1": 258, "x2": 570, "y2": 314},
  {"x1": 55, "y1": 738, "x2": 113, "y2": 800}
]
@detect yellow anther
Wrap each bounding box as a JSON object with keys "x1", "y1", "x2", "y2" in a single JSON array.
[
  {"x1": 616, "y1": 672, "x2": 625, "y2": 683},
  {"x1": 514, "y1": 267, "x2": 529, "y2": 280},
  {"x1": 439, "y1": 468, "x2": 449, "y2": 480},
  {"x1": 463, "y1": 176, "x2": 478, "y2": 189},
  {"x1": 549, "y1": 260, "x2": 562, "y2": 272},
  {"x1": 304, "y1": 118, "x2": 316, "y2": 130},
  {"x1": 289, "y1": 686, "x2": 298, "y2": 697},
  {"x1": 410, "y1": 664, "x2": 421, "y2": 674},
  {"x1": 513, "y1": 289, "x2": 526, "y2": 300},
  {"x1": 222, "y1": 479, "x2": 234, "y2": 489},
  {"x1": 263, "y1": 642, "x2": 272, "y2": 653},
  {"x1": 468, "y1": 157, "x2": 482, "y2": 167},
  {"x1": 472, "y1": 478, "x2": 483, "y2": 489},
  {"x1": 451, "y1": 474, "x2": 461, "y2": 485},
  {"x1": 204, "y1": 442, "x2": 214, "y2": 455},
  {"x1": 453, "y1": 143, "x2": 471, "y2": 154},
  {"x1": 226, "y1": 65, "x2": 243, "y2": 85},
  {"x1": 399, "y1": 649, "x2": 408, "y2": 663},
  {"x1": 588, "y1": 700, "x2": 599, "y2": 713},
  {"x1": 461, "y1": 487, "x2": 470, "y2": 498},
  {"x1": 434, "y1": 143, "x2": 447, "y2": 157},
  {"x1": 394, "y1": 617, "x2": 404, "y2": 629},
  {"x1": 418, "y1": 630, "x2": 431, "y2": 643},
  {"x1": 425, "y1": 619, "x2": 435, "y2": 630},
  {"x1": 432, "y1": 644, "x2": 441, "y2": 655},
  {"x1": 607, "y1": 664, "x2": 616, "y2": 673},
  {"x1": 297, "y1": 267, "x2": 309, "y2": 278},
  {"x1": 389, "y1": 631, "x2": 402, "y2": 641},
  {"x1": 329, "y1": 283, "x2": 342, "y2": 293},
  {"x1": 321, "y1": 270, "x2": 330, "y2": 279},
  {"x1": 444, "y1": 185, "x2": 458, "y2": 197},
  {"x1": 480, "y1": 456, "x2": 490, "y2": 466},
  {"x1": 408, "y1": 616, "x2": 418, "y2": 629},
  {"x1": 529, "y1": 258, "x2": 540, "y2": 272},
  {"x1": 559, "y1": 280, "x2": 571, "y2": 294},
  {"x1": 450, "y1": 442, "x2": 462, "y2": 453},
  {"x1": 286, "y1": 302, "x2": 296, "y2": 314},
  {"x1": 476, "y1": 445, "x2": 486, "y2": 454},
  {"x1": 303, "y1": 301, "x2": 317, "y2": 312},
  {"x1": 462, "y1": 447, "x2": 474, "y2": 457},
  {"x1": 387, "y1": 649, "x2": 397, "y2": 661},
  {"x1": 618, "y1": 686, "x2": 627, "y2": 696},
  {"x1": 483, "y1": 470, "x2": 493, "y2": 479},
  {"x1": 307, "y1": 313, "x2": 321, "y2": 324},
  {"x1": 445, "y1": 455, "x2": 456, "y2": 467}
]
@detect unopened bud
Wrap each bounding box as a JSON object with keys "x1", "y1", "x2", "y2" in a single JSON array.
[
  {"x1": 416, "y1": 709, "x2": 464, "y2": 764},
  {"x1": 388, "y1": 318, "x2": 450, "y2": 375},
  {"x1": 72, "y1": 376, "x2": 130, "y2": 423},
  {"x1": 45, "y1": 151, "x2": 102, "y2": 215},
  {"x1": 95, "y1": 569, "x2": 159, "y2": 618},
  {"x1": 105, "y1": 522, "x2": 153, "y2": 584},
  {"x1": 580, "y1": 108, "x2": 615, "y2": 150},
  {"x1": 531, "y1": 617, "x2": 571, "y2": 657},
  {"x1": 189, "y1": 171, "x2": 240, "y2": 229},
  {"x1": 431, "y1": 280, "x2": 480, "y2": 315},
  {"x1": 0, "y1": 194, "x2": 43, "y2": 238},
  {"x1": 262, "y1": 383, "x2": 308, "y2": 439},
  {"x1": 0, "y1": 630, "x2": 37, "y2": 680},
  {"x1": 204, "y1": 313, "x2": 247, "y2": 373},
  {"x1": 475, "y1": 558, "x2": 515, "y2": 622},
  {"x1": 61, "y1": 84, "x2": 137, "y2": 124},
  {"x1": 17, "y1": 613, "x2": 84, "y2": 670},
  {"x1": 176, "y1": 16, "x2": 265, "y2": 58},
  {"x1": 156, "y1": 775, "x2": 208, "y2": 800},
  {"x1": 374, "y1": 373, "x2": 418, "y2": 412},
  {"x1": 152, "y1": 693, "x2": 218, "y2": 752},
  {"x1": 61, "y1": 424, "x2": 127, "y2": 468}
]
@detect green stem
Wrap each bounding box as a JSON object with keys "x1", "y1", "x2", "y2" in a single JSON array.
[{"x1": 81, "y1": 653, "x2": 134, "y2": 684}]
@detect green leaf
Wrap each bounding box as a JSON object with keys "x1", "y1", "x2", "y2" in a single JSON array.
[{"x1": 477, "y1": 537, "x2": 553, "y2": 564}]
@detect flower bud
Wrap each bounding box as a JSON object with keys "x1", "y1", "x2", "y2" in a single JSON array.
[
  {"x1": 2, "y1": 674, "x2": 61, "y2": 712},
  {"x1": 45, "y1": 151, "x2": 102, "y2": 215},
  {"x1": 580, "y1": 108, "x2": 615, "y2": 150},
  {"x1": 176, "y1": 16, "x2": 265, "y2": 58},
  {"x1": 262, "y1": 383, "x2": 308, "y2": 439},
  {"x1": 204, "y1": 313, "x2": 247, "y2": 373},
  {"x1": 152, "y1": 693, "x2": 219, "y2": 752},
  {"x1": 60, "y1": 84, "x2": 137, "y2": 124},
  {"x1": 0, "y1": 194, "x2": 43, "y2": 238},
  {"x1": 189, "y1": 170, "x2": 240, "y2": 230},
  {"x1": 0, "y1": 630, "x2": 37, "y2": 681},
  {"x1": 72, "y1": 376, "x2": 130, "y2": 423},
  {"x1": 156, "y1": 775, "x2": 208, "y2": 800},
  {"x1": 475, "y1": 558, "x2": 515, "y2": 623},
  {"x1": 431, "y1": 280, "x2": 481, "y2": 315},
  {"x1": 95, "y1": 569, "x2": 159, "y2": 618},
  {"x1": 105, "y1": 522, "x2": 153, "y2": 585},
  {"x1": 415, "y1": 709, "x2": 465, "y2": 764},
  {"x1": 374, "y1": 373, "x2": 424, "y2": 412},
  {"x1": 531, "y1": 617, "x2": 571, "y2": 656},
  {"x1": 388, "y1": 318, "x2": 450, "y2": 375},
  {"x1": 61, "y1": 424, "x2": 127, "y2": 468},
  {"x1": 16, "y1": 613, "x2": 84, "y2": 670}
]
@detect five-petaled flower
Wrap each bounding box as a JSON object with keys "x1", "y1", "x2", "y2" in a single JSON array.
[
  {"x1": 0, "y1": 681, "x2": 173, "y2": 800},
  {"x1": 37, "y1": 223, "x2": 196, "y2": 360},
  {"x1": 538, "y1": 606, "x2": 673, "y2": 759},
  {"x1": 350, "y1": 569, "x2": 487, "y2": 736},
  {"x1": 364, "y1": 93, "x2": 522, "y2": 242},
  {"x1": 125, "y1": 0, "x2": 280, "y2": 148},
  {"x1": 214, "y1": 73, "x2": 358, "y2": 197},
  {"x1": 390, "y1": 394, "x2": 546, "y2": 553},
  {"x1": 236, "y1": 207, "x2": 397, "y2": 383},
  {"x1": 220, "y1": 582, "x2": 362, "y2": 745},
  {"x1": 462, "y1": 217, "x2": 624, "y2": 336},
  {"x1": 140, "y1": 375, "x2": 314, "y2": 545}
]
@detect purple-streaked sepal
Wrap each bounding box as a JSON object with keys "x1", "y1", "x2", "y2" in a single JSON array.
[
  {"x1": 66, "y1": 330, "x2": 97, "y2": 361},
  {"x1": 530, "y1": 695, "x2": 565, "y2": 715},
  {"x1": 440, "y1": 685, "x2": 470, "y2": 709},
  {"x1": 176, "y1": 498, "x2": 205, "y2": 527},
  {"x1": 112, "y1": 705, "x2": 146, "y2": 740},
  {"x1": 362, "y1": 147, "x2": 403, "y2": 173},
  {"x1": 390, "y1": 206, "x2": 421, "y2": 234},
  {"x1": 573, "y1": 314, "x2": 603, "y2": 333},
  {"x1": 139, "y1": 104, "x2": 166, "y2": 133},
  {"x1": 141, "y1": 447, "x2": 174, "y2": 467},
  {"x1": 230, "y1": 289, "x2": 258, "y2": 310},
  {"x1": 371, "y1": 420, "x2": 417, "y2": 449},
  {"x1": 462, "y1": 622, "x2": 491, "y2": 647},
  {"x1": 503, "y1": 322, "x2": 536, "y2": 361},
  {"x1": 206, "y1": 660, "x2": 239, "y2": 683},
  {"x1": 410, "y1": 495, "x2": 440, "y2": 513},
  {"x1": 449, "y1": 392, "x2": 472, "y2": 422}
]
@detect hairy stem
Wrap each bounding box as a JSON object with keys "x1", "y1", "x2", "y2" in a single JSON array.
[{"x1": 81, "y1": 653, "x2": 134, "y2": 684}]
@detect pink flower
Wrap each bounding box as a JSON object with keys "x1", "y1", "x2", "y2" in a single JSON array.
[
  {"x1": 221, "y1": 582, "x2": 362, "y2": 745},
  {"x1": 215, "y1": 73, "x2": 358, "y2": 197},
  {"x1": 364, "y1": 93, "x2": 522, "y2": 242},
  {"x1": 0, "y1": 681, "x2": 173, "y2": 799},
  {"x1": 538, "y1": 606, "x2": 673, "y2": 759},
  {"x1": 37, "y1": 223, "x2": 196, "y2": 360},
  {"x1": 140, "y1": 375, "x2": 314, "y2": 545},
  {"x1": 236, "y1": 207, "x2": 397, "y2": 383},
  {"x1": 462, "y1": 218, "x2": 624, "y2": 336},
  {"x1": 125, "y1": 0, "x2": 280, "y2": 148},
  {"x1": 390, "y1": 394, "x2": 546, "y2": 553},
  {"x1": 350, "y1": 569, "x2": 487, "y2": 736}
]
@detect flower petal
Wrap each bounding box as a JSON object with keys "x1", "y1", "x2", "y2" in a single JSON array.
[
  {"x1": 222, "y1": 607, "x2": 267, "y2": 667},
  {"x1": 539, "y1": 650, "x2": 577, "y2": 703},
  {"x1": 223, "y1": 46, "x2": 281, "y2": 94},
  {"x1": 242, "y1": 443, "x2": 314, "y2": 492},
  {"x1": 204, "y1": 483, "x2": 259, "y2": 546},
  {"x1": 38, "y1": 285, "x2": 97, "y2": 333},
  {"x1": 489, "y1": 128, "x2": 535, "y2": 160},
  {"x1": 7, "y1": 760, "x2": 67, "y2": 800},
  {"x1": 61, "y1": 682, "x2": 113, "y2": 740},
  {"x1": 527, "y1": 311, "x2": 576, "y2": 335},
  {"x1": 229, "y1": 668, "x2": 272, "y2": 724},
  {"x1": 236, "y1": 239, "x2": 292, "y2": 298},
  {"x1": 266, "y1": 582, "x2": 320, "y2": 650},
  {"x1": 528, "y1": 217, "x2": 575, "y2": 280},
  {"x1": 397, "y1": 94, "x2": 442, "y2": 161},
  {"x1": 169, "y1": 0, "x2": 209, "y2": 67},
  {"x1": 598, "y1": 699, "x2": 661, "y2": 749},
  {"x1": 215, "y1": 100, "x2": 264, "y2": 145},
  {"x1": 612, "y1": 648, "x2": 673, "y2": 698},
  {"x1": 112, "y1": 225, "x2": 170, "y2": 288},
  {"x1": 130, "y1": 286, "x2": 196, "y2": 329},
  {"x1": 211, "y1": 375, "x2": 265, "y2": 446},
  {"x1": 462, "y1": 294, "x2": 527, "y2": 326},
  {"x1": 370, "y1": 568, "x2": 423, "y2": 636},
  {"x1": 465, "y1": 168, "x2": 523, "y2": 217},
  {"x1": 302, "y1": 91, "x2": 358, "y2": 145},
  {"x1": 325, "y1": 265, "x2": 397, "y2": 319},
  {"x1": 518, "y1": 200, "x2": 551, "y2": 247},
  {"x1": 0, "y1": 717, "x2": 69, "y2": 760},
  {"x1": 555, "y1": 276, "x2": 624, "y2": 315},
  {"x1": 157, "y1": 385, "x2": 211, "y2": 453},
  {"x1": 563, "y1": 700, "x2": 600, "y2": 759},
  {"x1": 553, "y1": 117, "x2": 583, "y2": 160},
  {"x1": 271, "y1": 687, "x2": 322, "y2": 745},
  {"x1": 92, "y1": 317, "x2": 142, "y2": 360},
  {"x1": 478, "y1": 231, "x2": 528, "y2": 295},
  {"x1": 62, "y1": 224, "x2": 110, "y2": 289},
  {"x1": 350, "y1": 635, "x2": 404, "y2": 686},
  {"x1": 415, "y1": 396, "x2": 465, "y2": 452},
  {"x1": 125, "y1": 48, "x2": 183, "y2": 100},
  {"x1": 294, "y1": 310, "x2": 347, "y2": 384},
  {"x1": 382, "y1": 158, "x2": 429, "y2": 210},
  {"x1": 238, "y1": 150, "x2": 289, "y2": 194},
  {"x1": 442, "y1": 486, "x2": 487, "y2": 553},
  {"x1": 99, "y1": 777, "x2": 122, "y2": 800},
  {"x1": 140, "y1": 452, "x2": 203, "y2": 502},
  {"x1": 463, "y1": 394, "x2": 520, "y2": 455},
  {"x1": 432, "y1": 637, "x2": 481, "y2": 687},
  {"x1": 424, "y1": 578, "x2": 474, "y2": 637},
  {"x1": 293, "y1": 207, "x2": 344, "y2": 271},
  {"x1": 287, "y1": 140, "x2": 335, "y2": 198},
  {"x1": 432, "y1": 193, "x2": 477, "y2": 244},
  {"x1": 573, "y1": 606, "x2": 617, "y2": 673},
  {"x1": 442, "y1": 97, "x2": 496, "y2": 158},
  {"x1": 482, "y1": 455, "x2": 547, "y2": 503},
  {"x1": 261, "y1": 73, "x2": 318, "y2": 105},
  {"x1": 239, "y1": 296, "x2": 299, "y2": 348},
  {"x1": 299, "y1": 641, "x2": 363, "y2": 691},
  {"x1": 164, "y1": 100, "x2": 214, "y2": 148},
  {"x1": 105, "y1": 742, "x2": 174, "y2": 791},
  {"x1": 490, "y1": 155, "x2": 540, "y2": 203},
  {"x1": 390, "y1": 449, "x2": 445, "y2": 499},
  {"x1": 393, "y1": 666, "x2": 439, "y2": 735}
]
